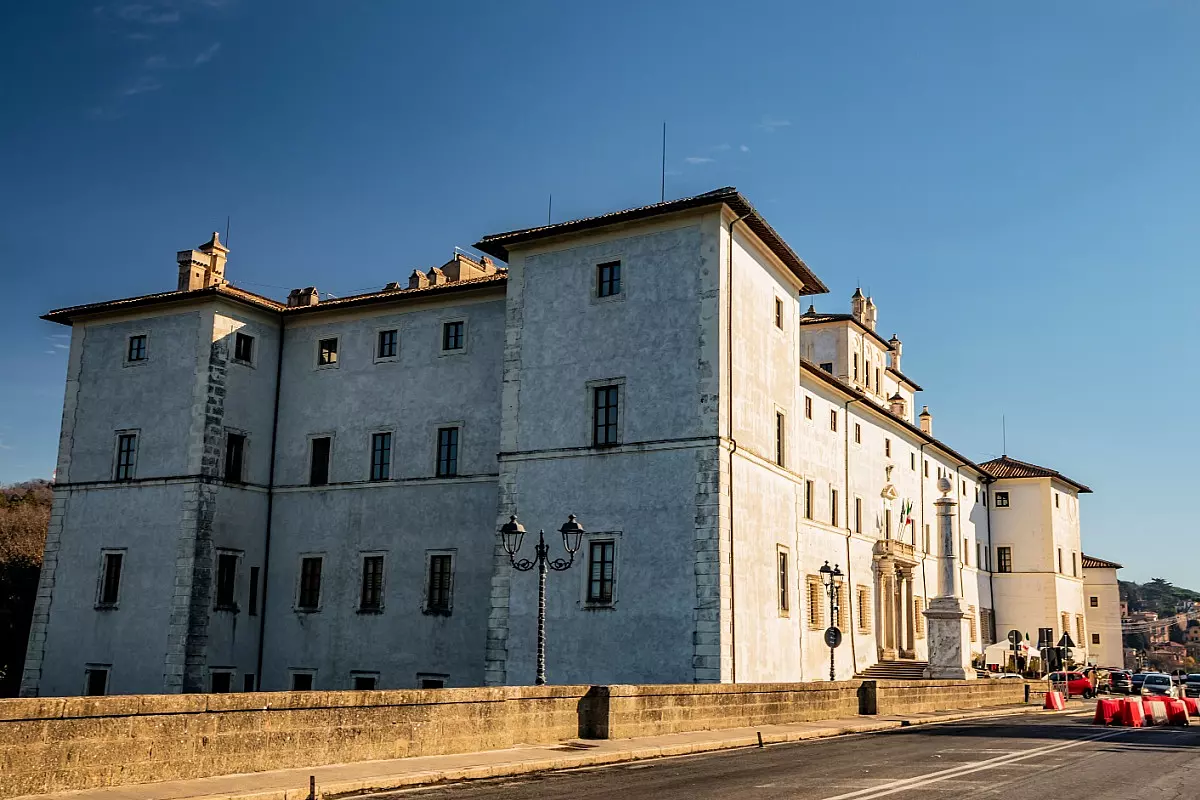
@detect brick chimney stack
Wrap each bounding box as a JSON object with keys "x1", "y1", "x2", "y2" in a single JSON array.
[{"x1": 176, "y1": 232, "x2": 229, "y2": 291}]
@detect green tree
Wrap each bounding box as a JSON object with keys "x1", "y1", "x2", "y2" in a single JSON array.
[{"x1": 0, "y1": 480, "x2": 51, "y2": 697}]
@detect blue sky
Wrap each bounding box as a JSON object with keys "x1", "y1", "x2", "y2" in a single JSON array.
[{"x1": 2, "y1": 1, "x2": 1197, "y2": 586}]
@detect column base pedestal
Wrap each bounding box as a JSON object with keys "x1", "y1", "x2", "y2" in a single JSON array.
[{"x1": 922, "y1": 596, "x2": 976, "y2": 680}]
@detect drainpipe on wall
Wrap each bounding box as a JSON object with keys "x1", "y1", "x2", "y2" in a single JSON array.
[
  {"x1": 254, "y1": 316, "x2": 285, "y2": 689},
  {"x1": 726, "y1": 210, "x2": 751, "y2": 684},
  {"x1": 843, "y1": 398, "x2": 858, "y2": 674}
]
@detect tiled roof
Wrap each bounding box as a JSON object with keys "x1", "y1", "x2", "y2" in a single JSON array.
[
  {"x1": 42, "y1": 274, "x2": 507, "y2": 325},
  {"x1": 800, "y1": 309, "x2": 896, "y2": 353},
  {"x1": 886, "y1": 366, "x2": 923, "y2": 392},
  {"x1": 979, "y1": 455, "x2": 1092, "y2": 494},
  {"x1": 474, "y1": 187, "x2": 829, "y2": 295},
  {"x1": 1081, "y1": 554, "x2": 1123, "y2": 570}
]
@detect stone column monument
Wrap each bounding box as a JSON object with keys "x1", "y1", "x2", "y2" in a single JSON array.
[{"x1": 923, "y1": 477, "x2": 976, "y2": 680}]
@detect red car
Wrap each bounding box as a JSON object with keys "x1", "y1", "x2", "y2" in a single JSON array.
[{"x1": 1048, "y1": 670, "x2": 1095, "y2": 698}]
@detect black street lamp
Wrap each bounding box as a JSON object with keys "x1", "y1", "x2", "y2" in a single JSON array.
[
  {"x1": 819, "y1": 560, "x2": 844, "y2": 681},
  {"x1": 500, "y1": 514, "x2": 585, "y2": 686}
]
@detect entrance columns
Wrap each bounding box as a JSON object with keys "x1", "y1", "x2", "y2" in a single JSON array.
[{"x1": 900, "y1": 568, "x2": 916, "y2": 659}]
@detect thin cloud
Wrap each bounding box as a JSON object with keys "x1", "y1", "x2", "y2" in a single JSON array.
[
  {"x1": 740, "y1": 144, "x2": 750, "y2": 152},
  {"x1": 144, "y1": 54, "x2": 168, "y2": 68},
  {"x1": 121, "y1": 75, "x2": 163, "y2": 96},
  {"x1": 53, "y1": 344, "x2": 69, "y2": 350},
  {"x1": 116, "y1": 4, "x2": 182, "y2": 24},
  {"x1": 193, "y1": 42, "x2": 221, "y2": 65},
  {"x1": 711, "y1": 143, "x2": 731, "y2": 152},
  {"x1": 758, "y1": 116, "x2": 792, "y2": 133},
  {"x1": 685, "y1": 156, "x2": 715, "y2": 165}
]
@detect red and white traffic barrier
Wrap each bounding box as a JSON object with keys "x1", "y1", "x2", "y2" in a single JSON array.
[
  {"x1": 1183, "y1": 697, "x2": 1200, "y2": 718},
  {"x1": 1120, "y1": 697, "x2": 1145, "y2": 728},
  {"x1": 1044, "y1": 691, "x2": 1066, "y2": 710},
  {"x1": 1143, "y1": 698, "x2": 1170, "y2": 725},
  {"x1": 1093, "y1": 698, "x2": 1123, "y2": 725}
]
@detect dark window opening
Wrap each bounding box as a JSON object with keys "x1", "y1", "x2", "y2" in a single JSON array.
[
  {"x1": 777, "y1": 551, "x2": 789, "y2": 612},
  {"x1": 377, "y1": 329, "x2": 398, "y2": 359},
  {"x1": 298, "y1": 557, "x2": 322, "y2": 610},
  {"x1": 243, "y1": 673, "x2": 256, "y2": 692},
  {"x1": 427, "y1": 554, "x2": 453, "y2": 613},
  {"x1": 360, "y1": 555, "x2": 384, "y2": 611},
  {"x1": 774, "y1": 297, "x2": 783, "y2": 329},
  {"x1": 115, "y1": 433, "x2": 137, "y2": 481},
  {"x1": 995, "y1": 491, "x2": 1010, "y2": 508},
  {"x1": 224, "y1": 433, "x2": 245, "y2": 483},
  {"x1": 211, "y1": 672, "x2": 233, "y2": 693},
  {"x1": 99, "y1": 552, "x2": 123, "y2": 606},
  {"x1": 248, "y1": 566, "x2": 260, "y2": 616},
  {"x1": 588, "y1": 541, "x2": 615, "y2": 604},
  {"x1": 774, "y1": 412, "x2": 785, "y2": 467},
  {"x1": 819, "y1": 362, "x2": 834, "y2": 373},
  {"x1": 436, "y1": 427, "x2": 459, "y2": 477},
  {"x1": 593, "y1": 385, "x2": 620, "y2": 446},
  {"x1": 234, "y1": 332, "x2": 254, "y2": 363},
  {"x1": 215, "y1": 553, "x2": 238, "y2": 609},
  {"x1": 442, "y1": 321, "x2": 464, "y2": 351},
  {"x1": 420, "y1": 677, "x2": 445, "y2": 689},
  {"x1": 317, "y1": 337, "x2": 338, "y2": 366},
  {"x1": 291, "y1": 672, "x2": 314, "y2": 691},
  {"x1": 804, "y1": 480, "x2": 814, "y2": 520},
  {"x1": 805, "y1": 396, "x2": 813, "y2": 419},
  {"x1": 370, "y1": 432, "x2": 391, "y2": 481},
  {"x1": 85, "y1": 668, "x2": 109, "y2": 696},
  {"x1": 997, "y1": 547, "x2": 1013, "y2": 573},
  {"x1": 597, "y1": 260, "x2": 621, "y2": 298},
  {"x1": 353, "y1": 674, "x2": 378, "y2": 690},
  {"x1": 127, "y1": 335, "x2": 147, "y2": 362},
  {"x1": 310, "y1": 437, "x2": 331, "y2": 486}
]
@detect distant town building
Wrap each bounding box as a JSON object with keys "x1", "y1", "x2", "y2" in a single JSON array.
[
  {"x1": 22, "y1": 188, "x2": 1120, "y2": 696},
  {"x1": 1082, "y1": 555, "x2": 1124, "y2": 667}
]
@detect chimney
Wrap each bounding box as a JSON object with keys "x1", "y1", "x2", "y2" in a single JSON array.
[
  {"x1": 287, "y1": 287, "x2": 319, "y2": 307},
  {"x1": 889, "y1": 392, "x2": 907, "y2": 419},
  {"x1": 408, "y1": 270, "x2": 429, "y2": 289},
  {"x1": 382, "y1": 281, "x2": 402, "y2": 291},
  {"x1": 919, "y1": 406, "x2": 932, "y2": 435},
  {"x1": 888, "y1": 334, "x2": 902, "y2": 373},
  {"x1": 440, "y1": 252, "x2": 498, "y2": 282},
  {"x1": 864, "y1": 296, "x2": 877, "y2": 331},
  {"x1": 176, "y1": 231, "x2": 229, "y2": 291},
  {"x1": 850, "y1": 287, "x2": 866, "y2": 323},
  {"x1": 428, "y1": 267, "x2": 447, "y2": 286}
]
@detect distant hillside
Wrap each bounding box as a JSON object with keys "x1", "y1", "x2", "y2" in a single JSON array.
[{"x1": 1121, "y1": 577, "x2": 1200, "y2": 619}]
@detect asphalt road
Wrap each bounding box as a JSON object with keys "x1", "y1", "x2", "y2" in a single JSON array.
[{"x1": 376, "y1": 712, "x2": 1200, "y2": 800}]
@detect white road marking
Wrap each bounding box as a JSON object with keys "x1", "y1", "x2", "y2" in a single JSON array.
[{"x1": 818, "y1": 728, "x2": 1129, "y2": 800}]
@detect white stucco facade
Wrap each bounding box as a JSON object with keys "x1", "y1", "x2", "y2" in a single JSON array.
[{"x1": 23, "y1": 189, "x2": 1118, "y2": 696}]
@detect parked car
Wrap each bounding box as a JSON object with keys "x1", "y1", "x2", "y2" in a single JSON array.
[
  {"x1": 1184, "y1": 674, "x2": 1200, "y2": 698},
  {"x1": 1048, "y1": 671, "x2": 1095, "y2": 698},
  {"x1": 1109, "y1": 670, "x2": 1133, "y2": 694},
  {"x1": 1132, "y1": 673, "x2": 1148, "y2": 694},
  {"x1": 1141, "y1": 673, "x2": 1177, "y2": 698}
]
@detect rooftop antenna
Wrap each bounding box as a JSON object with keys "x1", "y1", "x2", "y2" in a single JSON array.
[
  {"x1": 660, "y1": 121, "x2": 666, "y2": 203},
  {"x1": 1002, "y1": 415, "x2": 1007, "y2": 456},
  {"x1": 224, "y1": 215, "x2": 230, "y2": 247},
  {"x1": 547, "y1": 193, "x2": 552, "y2": 225}
]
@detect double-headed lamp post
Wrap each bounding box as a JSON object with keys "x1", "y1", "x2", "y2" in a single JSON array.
[
  {"x1": 819, "y1": 561, "x2": 844, "y2": 682},
  {"x1": 500, "y1": 514, "x2": 585, "y2": 686}
]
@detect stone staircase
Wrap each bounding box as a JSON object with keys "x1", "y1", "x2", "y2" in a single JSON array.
[{"x1": 856, "y1": 660, "x2": 930, "y2": 680}]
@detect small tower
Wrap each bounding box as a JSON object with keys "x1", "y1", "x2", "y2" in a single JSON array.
[
  {"x1": 889, "y1": 392, "x2": 907, "y2": 419},
  {"x1": 176, "y1": 232, "x2": 229, "y2": 292},
  {"x1": 919, "y1": 406, "x2": 932, "y2": 435},
  {"x1": 850, "y1": 287, "x2": 866, "y2": 323},
  {"x1": 864, "y1": 296, "x2": 878, "y2": 331},
  {"x1": 888, "y1": 334, "x2": 902, "y2": 373}
]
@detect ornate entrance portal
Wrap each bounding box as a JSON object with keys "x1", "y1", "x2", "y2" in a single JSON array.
[{"x1": 873, "y1": 540, "x2": 918, "y2": 661}]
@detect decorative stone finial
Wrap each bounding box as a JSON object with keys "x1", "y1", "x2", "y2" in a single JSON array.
[{"x1": 937, "y1": 476, "x2": 952, "y2": 496}]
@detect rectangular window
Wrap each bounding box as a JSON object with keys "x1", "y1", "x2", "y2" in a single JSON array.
[
  {"x1": 210, "y1": 671, "x2": 233, "y2": 693},
  {"x1": 994, "y1": 491, "x2": 1010, "y2": 508},
  {"x1": 248, "y1": 566, "x2": 260, "y2": 616},
  {"x1": 597, "y1": 260, "x2": 622, "y2": 298},
  {"x1": 805, "y1": 396, "x2": 813, "y2": 419},
  {"x1": 854, "y1": 497, "x2": 862, "y2": 534},
  {"x1": 1061, "y1": 612, "x2": 1070, "y2": 637},
  {"x1": 924, "y1": 524, "x2": 931, "y2": 553},
  {"x1": 885, "y1": 438, "x2": 891, "y2": 457},
  {"x1": 360, "y1": 555, "x2": 384, "y2": 611},
  {"x1": 774, "y1": 297, "x2": 783, "y2": 329},
  {"x1": 1092, "y1": 633, "x2": 1101, "y2": 645},
  {"x1": 977, "y1": 542, "x2": 985, "y2": 570},
  {"x1": 830, "y1": 409, "x2": 838, "y2": 432},
  {"x1": 875, "y1": 368, "x2": 880, "y2": 391},
  {"x1": 317, "y1": 337, "x2": 338, "y2": 366},
  {"x1": 224, "y1": 432, "x2": 245, "y2": 483},
  {"x1": 962, "y1": 480, "x2": 966, "y2": 494},
  {"x1": 806, "y1": 576, "x2": 823, "y2": 629},
  {"x1": 963, "y1": 538, "x2": 969, "y2": 566},
  {"x1": 420, "y1": 676, "x2": 446, "y2": 689},
  {"x1": 291, "y1": 672, "x2": 314, "y2": 691},
  {"x1": 442, "y1": 321, "x2": 465, "y2": 351},
  {"x1": 243, "y1": 674, "x2": 256, "y2": 692},
  {"x1": 968, "y1": 605, "x2": 978, "y2": 642},
  {"x1": 85, "y1": 666, "x2": 109, "y2": 696},
  {"x1": 1076, "y1": 615, "x2": 1085, "y2": 645},
  {"x1": 115, "y1": 433, "x2": 137, "y2": 481},
  {"x1": 593, "y1": 385, "x2": 620, "y2": 446},
  {"x1": 831, "y1": 488, "x2": 839, "y2": 527},
  {"x1": 853, "y1": 353, "x2": 859, "y2": 381},
  {"x1": 426, "y1": 554, "x2": 453, "y2": 613},
  {"x1": 777, "y1": 549, "x2": 789, "y2": 613},
  {"x1": 98, "y1": 551, "x2": 123, "y2": 607},
  {"x1": 856, "y1": 586, "x2": 871, "y2": 632},
  {"x1": 1055, "y1": 492, "x2": 1060, "y2": 509},
  {"x1": 923, "y1": 460, "x2": 929, "y2": 478},
  {"x1": 1090, "y1": 595, "x2": 1099, "y2": 608},
  {"x1": 885, "y1": 508, "x2": 892, "y2": 538},
  {"x1": 370, "y1": 432, "x2": 392, "y2": 481},
  {"x1": 234, "y1": 332, "x2": 254, "y2": 363},
  {"x1": 215, "y1": 552, "x2": 238, "y2": 609},
  {"x1": 854, "y1": 423, "x2": 861, "y2": 444},
  {"x1": 353, "y1": 673, "x2": 379, "y2": 691},
  {"x1": 819, "y1": 362, "x2": 834, "y2": 373},
  {"x1": 1071, "y1": 552, "x2": 1078, "y2": 577},
  {"x1": 127, "y1": 334, "x2": 147, "y2": 362},
  {"x1": 297, "y1": 557, "x2": 323, "y2": 610},
  {"x1": 804, "y1": 480, "x2": 814, "y2": 520},
  {"x1": 310, "y1": 436, "x2": 331, "y2": 486},
  {"x1": 377, "y1": 329, "x2": 398, "y2": 359},
  {"x1": 911, "y1": 453, "x2": 916, "y2": 470},
  {"x1": 774, "y1": 411, "x2": 786, "y2": 467},
  {"x1": 915, "y1": 598, "x2": 926, "y2": 637},
  {"x1": 436, "y1": 427, "x2": 459, "y2": 477},
  {"x1": 1057, "y1": 548, "x2": 1063, "y2": 574},
  {"x1": 588, "y1": 541, "x2": 616, "y2": 605}
]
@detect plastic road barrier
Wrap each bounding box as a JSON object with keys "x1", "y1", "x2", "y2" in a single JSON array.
[
  {"x1": 1093, "y1": 698, "x2": 1123, "y2": 725},
  {"x1": 1183, "y1": 697, "x2": 1200, "y2": 717},
  {"x1": 1143, "y1": 698, "x2": 1170, "y2": 725},
  {"x1": 1120, "y1": 697, "x2": 1146, "y2": 728},
  {"x1": 1165, "y1": 699, "x2": 1190, "y2": 726},
  {"x1": 1044, "y1": 691, "x2": 1066, "y2": 710}
]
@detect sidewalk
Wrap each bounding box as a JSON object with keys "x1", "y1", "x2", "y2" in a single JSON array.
[{"x1": 23, "y1": 704, "x2": 1059, "y2": 800}]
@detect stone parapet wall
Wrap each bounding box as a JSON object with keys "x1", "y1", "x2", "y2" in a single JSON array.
[
  {"x1": 596, "y1": 681, "x2": 866, "y2": 739},
  {"x1": 0, "y1": 685, "x2": 591, "y2": 799},
  {"x1": 865, "y1": 678, "x2": 1027, "y2": 715}
]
